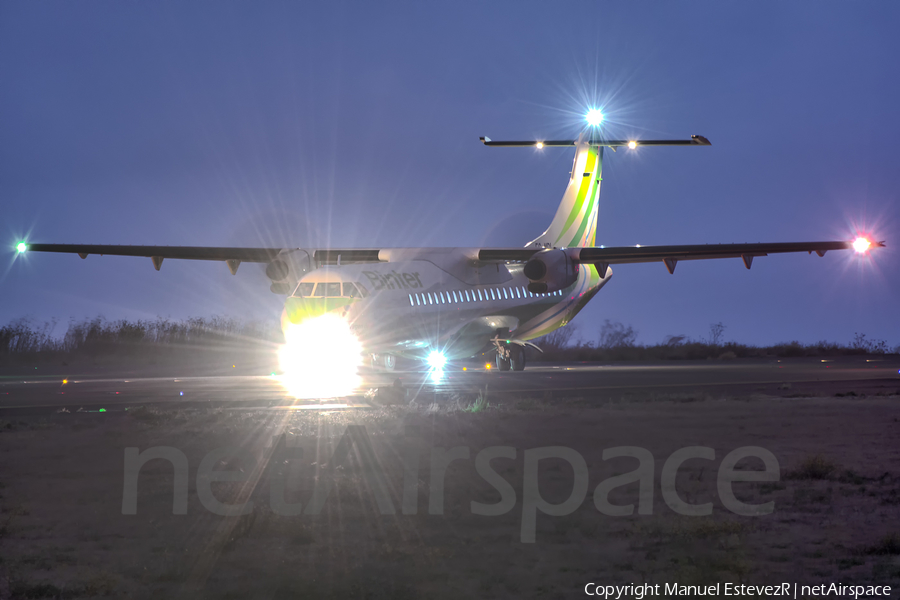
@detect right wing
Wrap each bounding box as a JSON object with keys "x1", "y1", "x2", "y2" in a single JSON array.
[{"x1": 478, "y1": 240, "x2": 883, "y2": 273}]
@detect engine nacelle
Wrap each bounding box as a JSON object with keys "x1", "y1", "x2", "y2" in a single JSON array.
[
  {"x1": 523, "y1": 249, "x2": 577, "y2": 294},
  {"x1": 265, "y1": 249, "x2": 312, "y2": 295}
]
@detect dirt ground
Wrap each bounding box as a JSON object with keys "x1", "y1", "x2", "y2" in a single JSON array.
[{"x1": 1, "y1": 391, "x2": 899, "y2": 599}]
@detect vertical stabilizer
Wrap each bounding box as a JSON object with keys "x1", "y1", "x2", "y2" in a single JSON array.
[{"x1": 527, "y1": 134, "x2": 603, "y2": 249}]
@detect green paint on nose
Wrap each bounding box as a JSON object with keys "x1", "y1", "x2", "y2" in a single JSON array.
[{"x1": 283, "y1": 297, "x2": 356, "y2": 325}]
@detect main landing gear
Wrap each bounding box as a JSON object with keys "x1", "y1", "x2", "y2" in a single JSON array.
[
  {"x1": 494, "y1": 342, "x2": 526, "y2": 372},
  {"x1": 371, "y1": 353, "x2": 397, "y2": 371}
]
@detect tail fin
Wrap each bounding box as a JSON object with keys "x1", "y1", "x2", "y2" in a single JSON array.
[
  {"x1": 479, "y1": 132, "x2": 710, "y2": 249},
  {"x1": 527, "y1": 134, "x2": 602, "y2": 249}
]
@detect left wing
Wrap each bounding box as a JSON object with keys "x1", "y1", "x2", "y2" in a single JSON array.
[{"x1": 18, "y1": 243, "x2": 385, "y2": 274}]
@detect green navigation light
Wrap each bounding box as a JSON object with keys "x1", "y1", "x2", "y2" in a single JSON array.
[{"x1": 16, "y1": 242, "x2": 27, "y2": 253}]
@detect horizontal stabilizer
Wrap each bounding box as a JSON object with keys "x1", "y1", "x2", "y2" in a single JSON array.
[{"x1": 480, "y1": 135, "x2": 711, "y2": 148}]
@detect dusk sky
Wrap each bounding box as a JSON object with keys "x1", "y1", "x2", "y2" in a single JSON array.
[{"x1": 2, "y1": 2, "x2": 898, "y2": 347}]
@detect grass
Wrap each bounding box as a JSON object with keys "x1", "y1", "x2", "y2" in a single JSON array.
[
  {"x1": 784, "y1": 455, "x2": 839, "y2": 480},
  {"x1": 8, "y1": 572, "x2": 116, "y2": 599},
  {"x1": 462, "y1": 388, "x2": 489, "y2": 412},
  {"x1": 867, "y1": 533, "x2": 900, "y2": 556}
]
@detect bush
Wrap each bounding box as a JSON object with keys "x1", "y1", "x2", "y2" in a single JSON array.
[
  {"x1": 784, "y1": 455, "x2": 838, "y2": 480},
  {"x1": 0, "y1": 316, "x2": 282, "y2": 358}
]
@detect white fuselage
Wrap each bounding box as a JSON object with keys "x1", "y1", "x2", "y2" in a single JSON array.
[{"x1": 281, "y1": 255, "x2": 611, "y2": 359}]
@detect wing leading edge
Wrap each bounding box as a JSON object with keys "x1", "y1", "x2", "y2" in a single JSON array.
[
  {"x1": 478, "y1": 240, "x2": 884, "y2": 273},
  {"x1": 19, "y1": 240, "x2": 882, "y2": 275}
]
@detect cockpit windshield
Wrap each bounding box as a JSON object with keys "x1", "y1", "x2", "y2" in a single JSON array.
[
  {"x1": 294, "y1": 282, "x2": 315, "y2": 297},
  {"x1": 293, "y1": 281, "x2": 369, "y2": 298}
]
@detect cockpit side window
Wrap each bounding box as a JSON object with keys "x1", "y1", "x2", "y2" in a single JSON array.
[
  {"x1": 343, "y1": 283, "x2": 361, "y2": 298},
  {"x1": 295, "y1": 282, "x2": 315, "y2": 297},
  {"x1": 355, "y1": 282, "x2": 369, "y2": 297}
]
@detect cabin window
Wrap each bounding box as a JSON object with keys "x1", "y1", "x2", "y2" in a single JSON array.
[
  {"x1": 427, "y1": 293, "x2": 434, "y2": 305},
  {"x1": 295, "y1": 282, "x2": 315, "y2": 297},
  {"x1": 502, "y1": 288, "x2": 509, "y2": 299},
  {"x1": 452, "y1": 291, "x2": 458, "y2": 303}
]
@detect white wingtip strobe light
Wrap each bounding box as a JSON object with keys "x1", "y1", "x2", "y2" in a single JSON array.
[
  {"x1": 627, "y1": 141, "x2": 637, "y2": 149},
  {"x1": 852, "y1": 237, "x2": 871, "y2": 253},
  {"x1": 585, "y1": 109, "x2": 603, "y2": 127},
  {"x1": 16, "y1": 242, "x2": 27, "y2": 253}
]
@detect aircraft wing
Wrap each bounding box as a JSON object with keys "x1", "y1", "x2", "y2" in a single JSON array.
[
  {"x1": 19, "y1": 239, "x2": 882, "y2": 275},
  {"x1": 17, "y1": 243, "x2": 386, "y2": 272},
  {"x1": 478, "y1": 240, "x2": 883, "y2": 272},
  {"x1": 21, "y1": 243, "x2": 284, "y2": 262}
]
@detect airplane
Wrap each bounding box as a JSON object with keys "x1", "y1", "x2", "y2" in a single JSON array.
[{"x1": 16, "y1": 129, "x2": 883, "y2": 378}]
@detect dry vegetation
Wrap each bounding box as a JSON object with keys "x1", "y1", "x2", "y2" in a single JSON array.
[
  {"x1": 2, "y1": 317, "x2": 897, "y2": 367},
  {"x1": 535, "y1": 320, "x2": 899, "y2": 362}
]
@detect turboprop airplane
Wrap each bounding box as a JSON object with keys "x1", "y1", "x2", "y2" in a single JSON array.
[{"x1": 16, "y1": 131, "x2": 883, "y2": 375}]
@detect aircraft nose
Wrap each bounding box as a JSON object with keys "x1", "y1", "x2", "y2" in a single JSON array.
[{"x1": 281, "y1": 297, "x2": 355, "y2": 328}]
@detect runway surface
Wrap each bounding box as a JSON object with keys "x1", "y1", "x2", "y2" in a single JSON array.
[{"x1": 1, "y1": 356, "x2": 898, "y2": 415}]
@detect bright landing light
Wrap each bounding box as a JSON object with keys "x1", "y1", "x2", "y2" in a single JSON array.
[
  {"x1": 852, "y1": 237, "x2": 872, "y2": 253},
  {"x1": 585, "y1": 109, "x2": 603, "y2": 127},
  {"x1": 627, "y1": 141, "x2": 637, "y2": 150},
  {"x1": 277, "y1": 313, "x2": 363, "y2": 399},
  {"x1": 16, "y1": 242, "x2": 27, "y2": 253},
  {"x1": 427, "y1": 351, "x2": 447, "y2": 370}
]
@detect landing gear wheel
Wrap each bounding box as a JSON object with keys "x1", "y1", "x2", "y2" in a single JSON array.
[
  {"x1": 510, "y1": 345, "x2": 526, "y2": 371},
  {"x1": 370, "y1": 353, "x2": 398, "y2": 371},
  {"x1": 495, "y1": 352, "x2": 511, "y2": 371}
]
